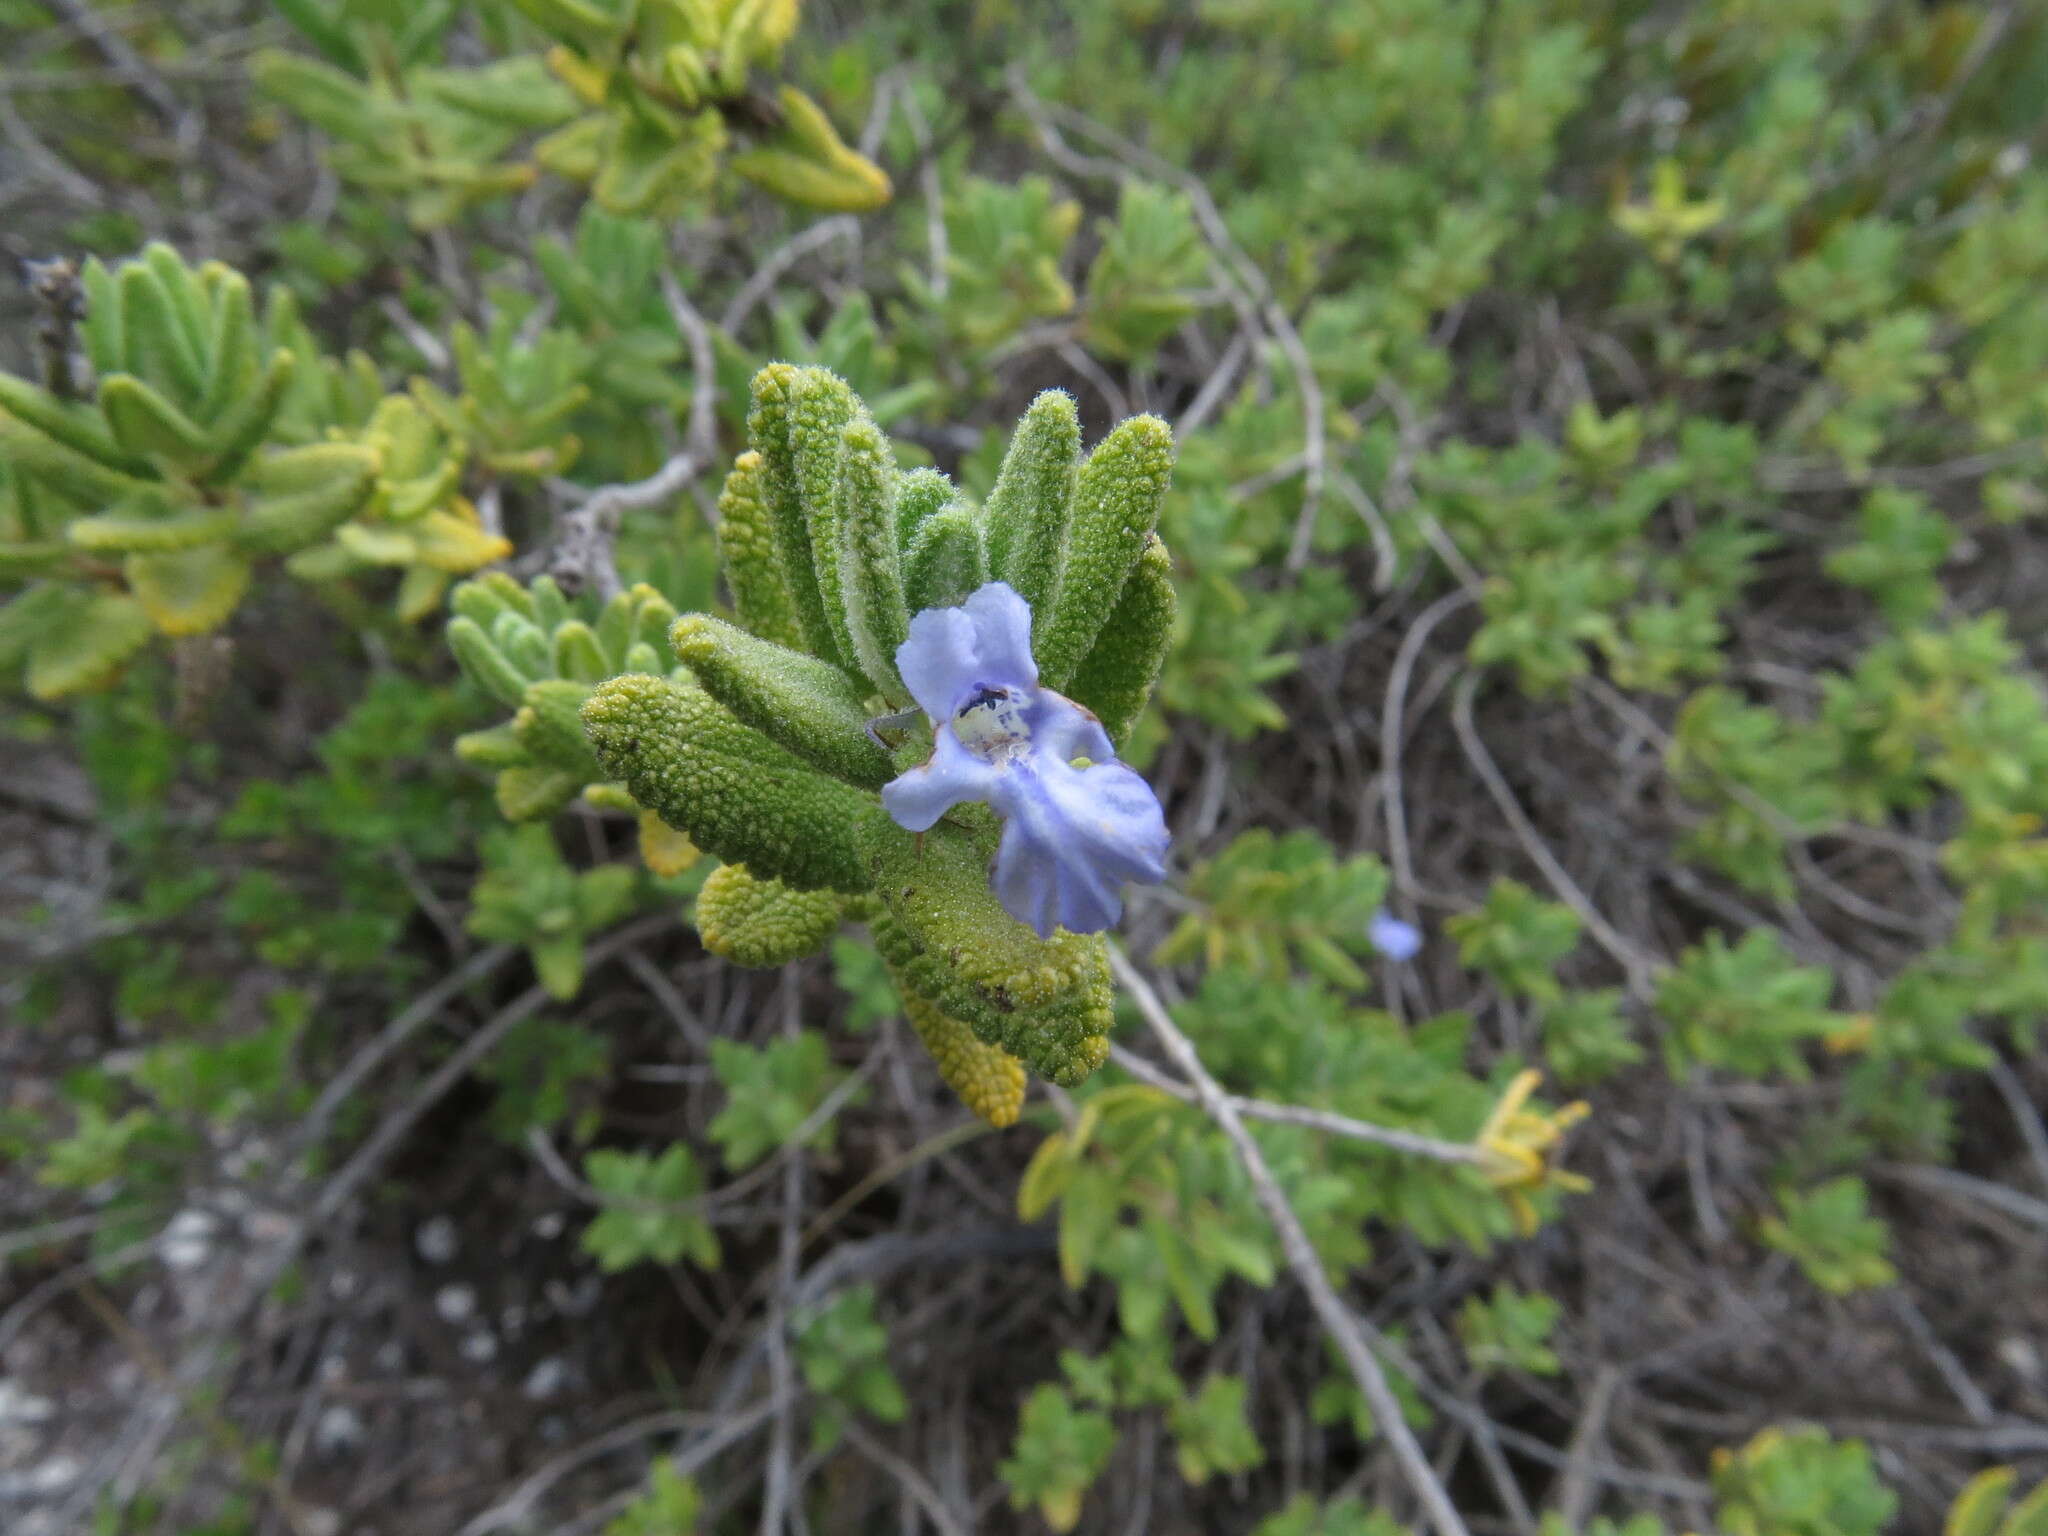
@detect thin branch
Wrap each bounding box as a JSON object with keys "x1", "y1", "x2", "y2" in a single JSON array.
[
  {"x1": 549, "y1": 452, "x2": 703, "y2": 602},
  {"x1": 840, "y1": 1421, "x2": 971, "y2": 1536},
  {"x1": 1380, "y1": 588, "x2": 1474, "y2": 905},
  {"x1": 293, "y1": 944, "x2": 519, "y2": 1161},
  {"x1": 1107, "y1": 1042, "x2": 1485, "y2": 1168},
  {"x1": 1450, "y1": 670, "x2": 1662, "y2": 996},
  {"x1": 722, "y1": 217, "x2": 859, "y2": 336},
  {"x1": 658, "y1": 267, "x2": 721, "y2": 468},
  {"x1": 1106, "y1": 946, "x2": 1472, "y2": 1536}
]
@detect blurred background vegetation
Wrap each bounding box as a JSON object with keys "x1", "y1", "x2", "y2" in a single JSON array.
[{"x1": 4, "y1": 1, "x2": 2048, "y2": 1532}]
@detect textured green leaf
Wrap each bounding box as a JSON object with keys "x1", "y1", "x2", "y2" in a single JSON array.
[
  {"x1": 1067, "y1": 532, "x2": 1176, "y2": 748},
  {"x1": 902, "y1": 499, "x2": 988, "y2": 615},
  {"x1": 790, "y1": 371, "x2": 864, "y2": 675},
  {"x1": 68, "y1": 500, "x2": 239, "y2": 554},
  {"x1": 202, "y1": 349, "x2": 298, "y2": 485},
  {"x1": 985, "y1": 390, "x2": 1080, "y2": 612},
  {"x1": 515, "y1": 678, "x2": 604, "y2": 779},
  {"x1": 695, "y1": 862, "x2": 845, "y2": 967},
  {"x1": 551, "y1": 620, "x2": 610, "y2": 685},
  {"x1": 834, "y1": 416, "x2": 909, "y2": 698},
  {"x1": 119, "y1": 255, "x2": 206, "y2": 409},
  {"x1": 495, "y1": 763, "x2": 585, "y2": 822},
  {"x1": 1036, "y1": 415, "x2": 1174, "y2": 688},
  {"x1": 669, "y1": 613, "x2": 895, "y2": 788},
  {"x1": 893, "y1": 467, "x2": 956, "y2": 558},
  {"x1": 746, "y1": 364, "x2": 847, "y2": 666},
  {"x1": 582, "y1": 671, "x2": 875, "y2": 893}
]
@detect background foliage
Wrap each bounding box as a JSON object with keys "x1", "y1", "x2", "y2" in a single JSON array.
[{"x1": 4, "y1": 0, "x2": 2048, "y2": 1532}]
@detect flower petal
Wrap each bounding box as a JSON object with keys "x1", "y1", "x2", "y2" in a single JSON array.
[
  {"x1": 990, "y1": 755, "x2": 1169, "y2": 936},
  {"x1": 961, "y1": 582, "x2": 1038, "y2": 692},
  {"x1": 1028, "y1": 687, "x2": 1117, "y2": 766},
  {"x1": 1369, "y1": 910, "x2": 1422, "y2": 961},
  {"x1": 880, "y1": 730, "x2": 1004, "y2": 832},
  {"x1": 895, "y1": 605, "x2": 980, "y2": 722},
  {"x1": 992, "y1": 818, "x2": 1060, "y2": 938}
]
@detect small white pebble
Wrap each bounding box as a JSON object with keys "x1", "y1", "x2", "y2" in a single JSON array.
[
  {"x1": 374, "y1": 1342, "x2": 406, "y2": 1373},
  {"x1": 521, "y1": 1357, "x2": 568, "y2": 1401},
  {"x1": 435, "y1": 1284, "x2": 477, "y2": 1325},
  {"x1": 459, "y1": 1328, "x2": 498, "y2": 1364},
  {"x1": 1996, "y1": 143, "x2": 2030, "y2": 178},
  {"x1": 300, "y1": 1511, "x2": 343, "y2": 1536},
  {"x1": 0, "y1": 1454, "x2": 83, "y2": 1497},
  {"x1": 500, "y1": 1304, "x2": 527, "y2": 1336},
  {"x1": 414, "y1": 1216, "x2": 458, "y2": 1265},
  {"x1": 0, "y1": 1380, "x2": 54, "y2": 1425},
  {"x1": 531, "y1": 1212, "x2": 567, "y2": 1240},
  {"x1": 1998, "y1": 1335, "x2": 2041, "y2": 1383},
  {"x1": 160, "y1": 1209, "x2": 218, "y2": 1272},
  {"x1": 314, "y1": 1404, "x2": 365, "y2": 1457},
  {"x1": 328, "y1": 1270, "x2": 359, "y2": 1301}
]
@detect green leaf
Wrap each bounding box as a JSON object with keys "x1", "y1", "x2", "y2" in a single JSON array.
[
  {"x1": 999, "y1": 1384, "x2": 1116, "y2": 1534},
  {"x1": 202, "y1": 348, "x2": 298, "y2": 485},
  {"x1": 695, "y1": 862, "x2": 844, "y2": 967},
  {"x1": 715, "y1": 450, "x2": 806, "y2": 649},
  {"x1": 580, "y1": 1145, "x2": 720, "y2": 1272},
  {"x1": 125, "y1": 545, "x2": 252, "y2": 636},
  {"x1": 985, "y1": 389, "x2": 1081, "y2": 613},
  {"x1": 25, "y1": 590, "x2": 154, "y2": 699},
  {"x1": 602, "y1": 1463, "x2": 700, "y2": 1536},
  {"x1": 1168, "y1": 1374, "x2": 1265, "y2": 1485},
  {"x1": 447, "y1": 615, "x2": 536, "y2": 708},
  {"x1": 0, "y1": 372, "x2": 155, "y2": 476},
  {"x1": 901, "y1": 498, "x2": 987, "y2": 615},
  {"x1": 1067, "y1": 531, "x2": 1176, "y2": 748},
  {"x1": 747, "y1": 363, "x2": 851, "y2": 667},
  {"x1": 834, "y1": 415, "x2": 910, "y2": 697},
  {"x1": 707, "y1": 1030, "x2": 851, "y2": 1170},
  {"x1": 1036, "y1": 414, "x2": 1174, "y2": 688},
  {"x1": 99, "y1": 375, "x2": 213, "y2": 467},
  {"x1": 669, "y1": 613, "x2": 894, "y2": 789},
  {"x1": 1759, "y1": 1176, "x2": 1897, "y2": 1295},
  {"x1": 581, "y1": 671, "x2": 875, "y2": 894}
]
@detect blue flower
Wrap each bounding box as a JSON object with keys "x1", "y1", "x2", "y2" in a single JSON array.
[
  {"x1": 881, "y1": 582, "x2": 1169, "y2": 938},
  {"x1": 1369, "y1": 909, "x2": 1422, "y2": 961}
]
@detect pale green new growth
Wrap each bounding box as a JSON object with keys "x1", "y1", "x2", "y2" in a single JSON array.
[
  {"x1": 582, "y1": 671, "x2": 873, "y2": 894},
  {"x1": 515, "y1": 679, "x2": 604, "y2": 782},
  {"x1": 1068, "y1": 532, "x2": 1178, "y2": 748},
  {"x1": 985, "y1": 389, "x2": 1081, "y2": 613},
  {"x1": 669, "y1": 614, "x2": 895, "y2": 790},
  {"x1": 903, "y1": 499, "x2": 989, "y2": 615},
  {"x1": 1035, "y1": 414, "x2": 1175, "y2": 689},
  {"x1": 448, "y1": 574, "x2": 679, "y2": 826}
]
